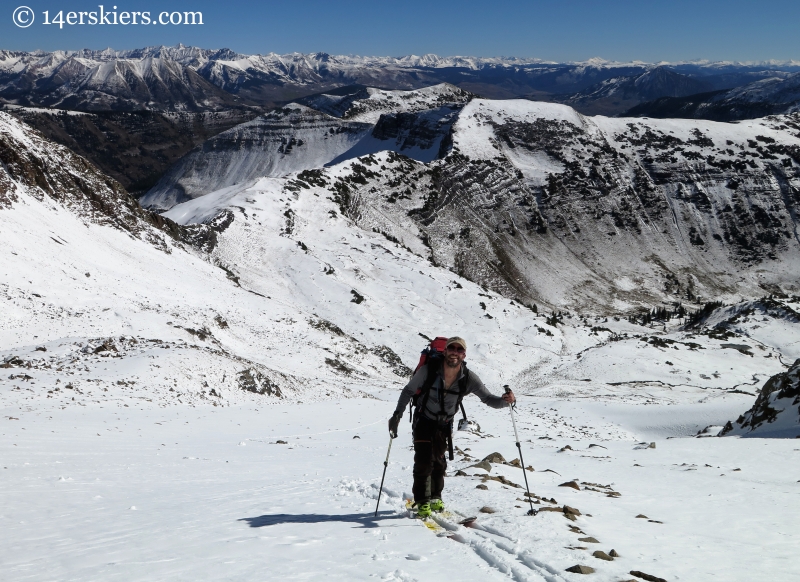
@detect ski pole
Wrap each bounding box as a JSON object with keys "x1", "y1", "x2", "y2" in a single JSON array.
[
  {"x1": 374, "y1": 434, "x2": 395, "y2": 517},
  {"x1": 505, "y1": 386, "x2": 538, "y2": 516}
]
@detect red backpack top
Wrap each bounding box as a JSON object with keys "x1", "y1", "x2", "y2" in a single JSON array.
[{"x1": 413, "y1": 336, "x2": 450, "y2": 375}]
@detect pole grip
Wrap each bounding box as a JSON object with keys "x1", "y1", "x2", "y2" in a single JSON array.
[{"x1": 505, "y1": 385, "x2": 521, "y2": 443}]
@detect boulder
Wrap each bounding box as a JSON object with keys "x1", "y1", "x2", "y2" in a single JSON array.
[
  {"x1": 630, "y1": 571, "x2": 667, "y2": 582},
  {"x1": 482, "y1": 452, "x2": 506, "y2": 463},
  {"x1": 470, "y1": 460, "x2": 492, "y2": 472}
]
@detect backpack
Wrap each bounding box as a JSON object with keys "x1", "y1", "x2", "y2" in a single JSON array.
[{"x1": 407, "y1": 337, "x2": 470, "y2": 460}]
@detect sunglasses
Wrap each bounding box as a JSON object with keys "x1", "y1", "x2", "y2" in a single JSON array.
[{"x1": 446, "y1": 345, "x2": 466, "y2": 353}]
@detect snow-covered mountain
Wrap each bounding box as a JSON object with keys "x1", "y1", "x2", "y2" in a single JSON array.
[
  {"x1": 149, "y1": 89, "x2": 800, "y2": 312},
  {"x1": 141, "y1": 85, "x2": 471, "y2": 209},
  {"x1": 8, "y1": 105, "x2": 797, "y2": 403},
  {"x1": 0, "y1": 49, "x2": 249, "y2": 112},
  {"x1": 627, "y1": 71, "x2": 800, "y2": 121},
  {"x1": 3, "y1": 46, "x2": 799, "y2": 113},
  {"x1": 561, "y1": 66, "x2": 712, "y2": 115},
  {"x1": 4, "y1": 46, "x2": 800, "y2": 196}
]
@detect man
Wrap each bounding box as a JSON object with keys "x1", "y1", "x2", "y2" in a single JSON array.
[{"x1": 388, "y1": 336, "x2": 515, "y2": 517}]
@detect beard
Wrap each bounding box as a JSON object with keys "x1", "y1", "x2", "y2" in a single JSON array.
[{"x1": 445, "y1": 355, "x2": 461, "y2": 368}]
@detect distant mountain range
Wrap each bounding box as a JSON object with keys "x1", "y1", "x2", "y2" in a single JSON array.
[
  {"x1": 559, "y1": 66, "x2": 713, "y2": 116},
  {"x1": 2, "y1": 45, "x2": 799, "y2": 114}
]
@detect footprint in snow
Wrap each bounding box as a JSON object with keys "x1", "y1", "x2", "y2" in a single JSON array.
[{"x1": 382, "y1": 570, "x2": 417, "y2": 582}]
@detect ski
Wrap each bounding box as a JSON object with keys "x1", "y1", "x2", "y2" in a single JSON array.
[{"x1": 405, "y1": 500, "x2": 477, "y2": 535}]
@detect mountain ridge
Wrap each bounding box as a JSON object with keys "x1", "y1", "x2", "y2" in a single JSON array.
[
  {"x1": 153, "y1": 90, "x2": 800, "y2": 313},
  {"x1": 626, "y1": 71, "x2": 800, "y2": 121}
]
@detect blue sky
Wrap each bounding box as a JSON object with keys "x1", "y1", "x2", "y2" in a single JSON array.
[{"x1": 3, "y1": 0, "x2": 799, "y2": 62}]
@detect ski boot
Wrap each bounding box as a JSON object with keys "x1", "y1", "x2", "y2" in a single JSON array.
[
  {"x1": 416, "y1": 502, "x2": 432, "y2": 518},
  {"x1": 429, "y1": 499, "x2": 445, "y2": 513}
]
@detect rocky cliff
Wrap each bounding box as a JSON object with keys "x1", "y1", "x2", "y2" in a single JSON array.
[{"x1": 220, "y1": 97, "x2": 800, "y2": 312}]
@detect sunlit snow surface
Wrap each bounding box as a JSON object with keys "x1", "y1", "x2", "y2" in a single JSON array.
[
  {"x1": 2, "y1": 119, "x2": 800, "y2": 579},
  {"x1": 3, "y1": 398, "x2": 800, "y2": 581}
]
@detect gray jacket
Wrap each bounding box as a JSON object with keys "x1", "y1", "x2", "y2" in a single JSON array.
[{"x1": 394, "y1": 363, "x2": 507, "y2": 422}]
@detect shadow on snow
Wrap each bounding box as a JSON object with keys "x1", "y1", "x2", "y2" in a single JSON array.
[{"x1": 239, "y1": 511, "x2": 406, "y2": 529}]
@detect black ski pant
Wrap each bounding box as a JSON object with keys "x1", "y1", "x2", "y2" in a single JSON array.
[{"x1": 412, "y1": 416, "x2": 450, "y2": 504}]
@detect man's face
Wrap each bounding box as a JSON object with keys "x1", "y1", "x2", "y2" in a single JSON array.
[{"x1": 445, "y1": 343, "x2": 466, "y2": 368}]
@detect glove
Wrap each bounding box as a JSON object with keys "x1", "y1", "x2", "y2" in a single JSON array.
[{"x1": 388, "y1": 413, "x2": 401, "y2": 438}]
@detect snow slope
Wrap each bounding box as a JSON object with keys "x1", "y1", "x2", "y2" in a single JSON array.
[
  {"x1": 139, "y1": 104, "x2": 374, "y2": 210},
  {"x1": 142, "y1": 85, "x2": 470, "y2": 210},
  {"x1": 3, "y1": 387, "x2": 800, "y2": 581}
]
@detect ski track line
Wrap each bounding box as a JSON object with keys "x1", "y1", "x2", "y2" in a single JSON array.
[
  {"x1": 470, "y1": 530, "x2": 565, "y2": 582},
  {"x1": 471, "y1": 522, "x2": 515, "y2": 541},
  {"x1": 433, "y1": 514, "x2": 565, "y2": 582},
  {"x1": 469, "y1": 537, "x2": 546, "y2": 582},
  {"x1": 476, "y1": 531, "x2": 566, "y2": 582}
]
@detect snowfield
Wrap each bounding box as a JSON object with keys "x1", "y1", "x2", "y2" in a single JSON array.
[
  {"x1": 3, "y1": 395, "x2": 800, "y2": 581},
  {"x1": 2, "y1": 108, "x2": 800, "y2": 581}
]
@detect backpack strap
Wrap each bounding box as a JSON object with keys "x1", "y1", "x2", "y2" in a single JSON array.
[
  {"x1": 456, "y1": 365, "x2": 470, "y2": 424},
  {"x1": 447, "y1": 366, "x2": 470, "y2": 461},
  {"x1": 409, "y1": 359, "x2": 441, "y2": 424}
]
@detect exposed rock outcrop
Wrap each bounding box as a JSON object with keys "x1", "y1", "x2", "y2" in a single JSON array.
[{"x1": 720, "y1": 358, "x2": 800, "y2": 437}]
